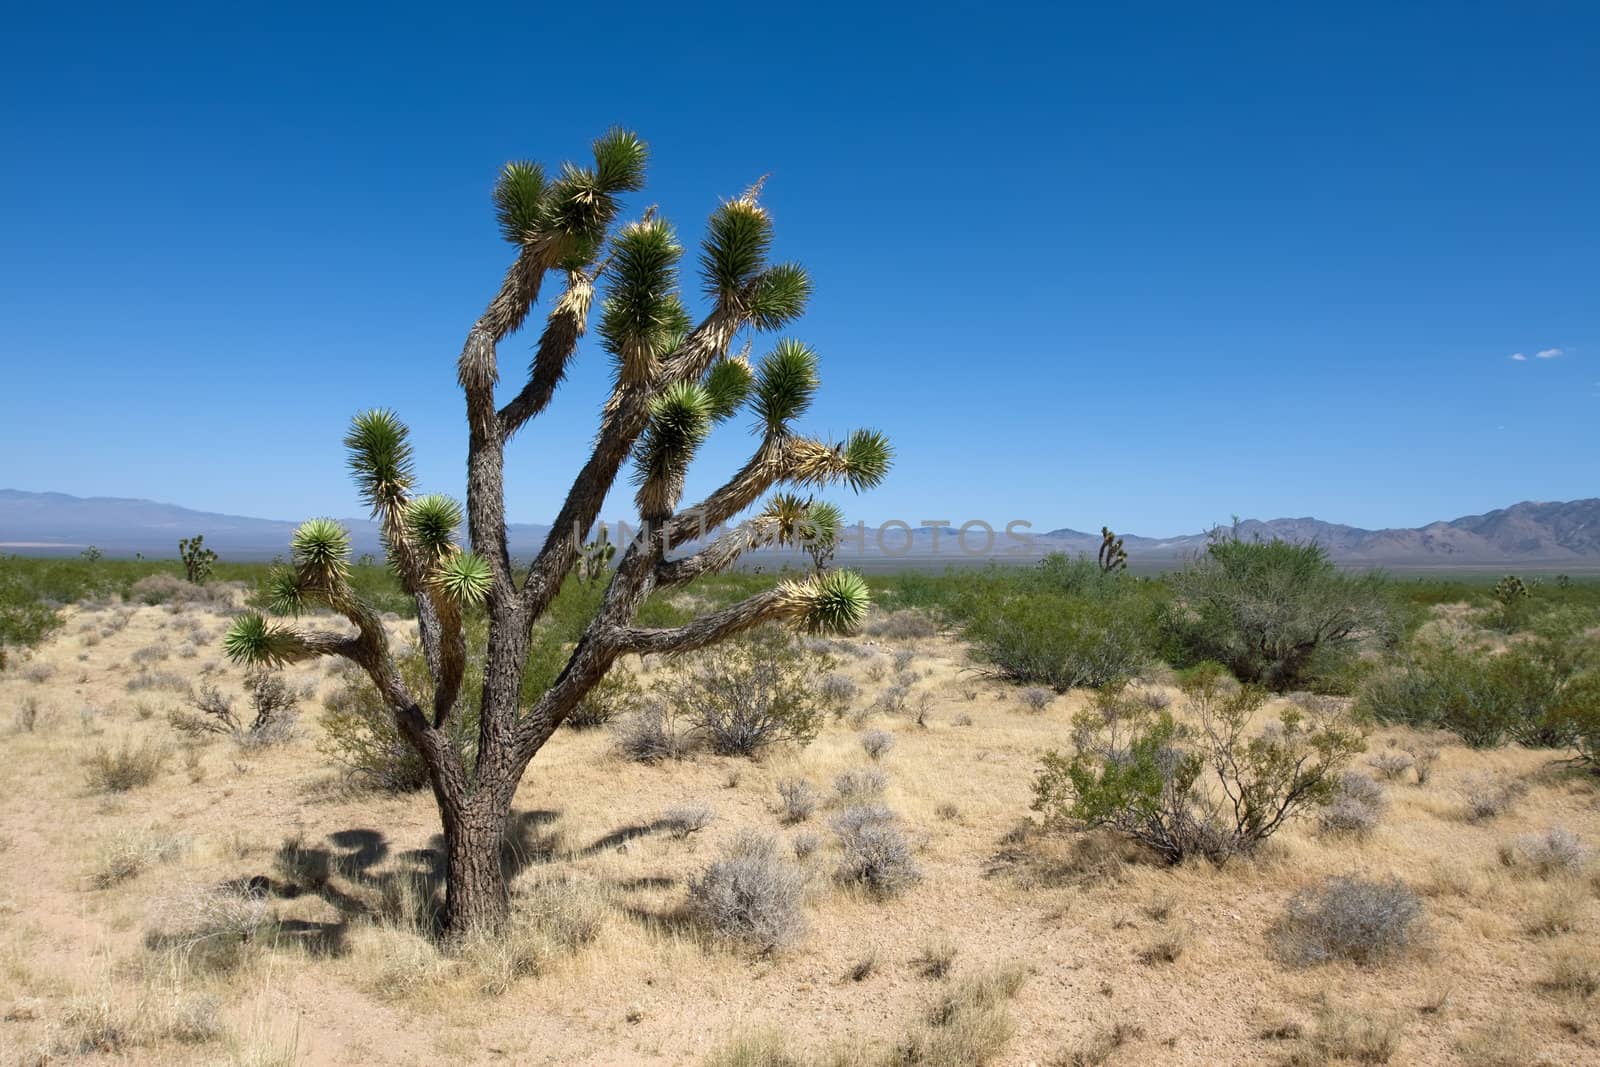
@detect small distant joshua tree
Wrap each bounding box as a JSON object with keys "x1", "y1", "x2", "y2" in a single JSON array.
[
  {"x1": 179, "y1": 534, "x2": 218, "y2": 584},
  {"x1": 576, "y1": 522, "x2": 615, "y2": 584},
  {"x1": 222, "y1": 131, "x2": 891, "y2": 933},
  {"x1": 1098, "y1": 526, "x2": 1127, "y2": 573},
  {"x1": 80, "y1": 545, "x2": 103, "y2": 562}
]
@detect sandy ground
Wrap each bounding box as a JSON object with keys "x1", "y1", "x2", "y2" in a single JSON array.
[{"x1": 1, "y1": 594, "x2": 1597, "y2": 1066}]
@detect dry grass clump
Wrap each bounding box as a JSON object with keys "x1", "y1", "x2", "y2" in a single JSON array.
[
  {"x1": 911, "y1": 935, "x2": 958, "y2": 979},
  {"x1": 613, "y1": 703, "x2": 685, "y2": 763},
  {"x1": 865, "y1": 610, "x2": 938, "y2": 641},
  {"x1": 89, "y1": 826, "x2": 186, "y2": 889},
  {"x1": 1054, "y1": 1021, "x2": 1146, "y2": 1066},
  {"x1": 125, "y1": 669, "x2": 193, "y2": 695},
  {"x1": 896, "y1": 965, "x2": 1028, "y2": 1067},
  {"x1": 459, "y1": 875, "x2": 607, "y2": 995},
  {"x1": 834, "y1": 766, "x2": 889, "y2": 804},
  {"x1": 776, "y1": 778, "x2": 819, "y2": 823},
  {"x1": 1500, "y1": 826, "x2": 1591, "y2": 877},
  {"x1": 687, "y1": 829, "x2": 807, "y2": 951},
  {"x1": 83, "y1": 737, "x2": 169, "y2": 793},
  {"x1": 1462, "y1": 772, "x2": 1525, "y2": 822},
  {"x1": 860, "y1": 729, "x2": 896, "y2": 761},
  {"x1": 1318, "y1": 771, "x2": 1388, "y2": 836},
  {"x1": 1136, "y1": 924, "x2": 1191, "y2": 965},
  {"x1": 832, "y1": 804, "x2": 920, "y2": 897},
  {"x1": 661, "y1": 802, "x2": 714, "y2": 839},
  {"x1": 1368, "y1": 749, "x2": 1413, "y2": 781},
  {"x1": 1283, "y1": 998, "x2": 1406, "y2": 1065},
  {"x1": 1524, "y1": 881, "x2": 1585, "y2": 937},
  {"x1": 20, "y1": 661, "x2": 55, "y2": 684},
  {"x1": 1455, "y1": 1018, "x2": 1535, "y2": 1067},
  {"x1": 1271, "y1": 876, "x2": 1426, "y2": 967},
  {"x1": 1543, "y1": 946, "x2": 1600, "y2": 998},
  {"x1": 1018, "y1": 686, "x2": 1053, "y2": 712},
  {"x1": 146, "y1": 884, "x2": 276, "y2": 973},
  {"x1": 14, "y1": 694, "x2": 42, "y2": 732}
]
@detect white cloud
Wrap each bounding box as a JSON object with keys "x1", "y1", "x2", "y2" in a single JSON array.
[
  {"x1": 1510, "y1": 352, "x2": 1527, "y2": 361},
  {"x1": 1535, "y1": 347, "x2": 1565, "y2": 359}
]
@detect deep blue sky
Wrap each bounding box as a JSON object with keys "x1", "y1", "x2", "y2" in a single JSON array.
[{"x1": 2, "y1": 2, "x2": 1595, "y2": 537}]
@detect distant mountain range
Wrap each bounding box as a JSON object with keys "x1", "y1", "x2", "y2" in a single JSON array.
[{"x1": 2, "y1": 490, "x2": 1597, "y2": 569}]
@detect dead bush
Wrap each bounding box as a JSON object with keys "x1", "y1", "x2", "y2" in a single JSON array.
[
  {"x1": 687, "y1": 830, "x2": 806, "y2": 951},
  {"x1": 776, "y1": 778, "x2": 819, "y2": 823},
  {"x1": 1272, "y1": 876, "x2": 1426, "y2": 967},
  {"x1": 832, "y1": 804, "x2": 920, "y2": 897},
  {"x1": 1318, "y1": 772, "x2": 1388, "y2": 836}
]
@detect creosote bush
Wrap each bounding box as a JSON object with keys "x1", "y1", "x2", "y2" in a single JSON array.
[
  {"x1": 1272, "y1": 876, "x2": 1426, "y2": 967},
  {"x1": 1162, "y1": 535, "x2": 1395, "y2": 691},
  {"x1": 1032, "y1": 664, "x2": 1365, "y2": 864},
  {"x1": 665, "y1": 627, "x2": 839, "y2": 757},
  {"x1": 687, "y1": 830, "x2": 806, "y2": 951},
  {"x1": 1357, "y1": 636, "x2": 1595, "y2": 748},
  {"x1": 965, "y1": 572, "x2": 1154, "y2": 691}
]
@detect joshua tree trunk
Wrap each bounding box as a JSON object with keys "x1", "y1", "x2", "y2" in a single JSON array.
[{"x1": 223, "y1": 130, "x2": 890, "y2": 936}]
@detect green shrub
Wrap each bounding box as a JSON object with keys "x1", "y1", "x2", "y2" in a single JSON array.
[
  {"x1": 1552, "y1": 671, "x2": 1600, "y2": 771},
  {"x1": 1032, "y1": 664, "x2": 1365, "y2": 864},
  {"x1": 664, "y1": 627, "x2": 838, "y2": 756},
  {"x1": 1160, "y1": 536, "x2": 1396, "y2": 691},
  {"x1": 966, "y1": 587, "x2": 1151, "y2": 691},
  {"x1": 1357, "y1": 637, "x2": 1593, "y2": 749},
  {"x1": 321, "y1": 647, "x2": 479, "y2": 791}
]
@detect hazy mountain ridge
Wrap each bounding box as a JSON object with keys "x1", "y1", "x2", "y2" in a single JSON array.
[{"x1": 2, "y1": 490, "x2": 1597, "y2": 564}]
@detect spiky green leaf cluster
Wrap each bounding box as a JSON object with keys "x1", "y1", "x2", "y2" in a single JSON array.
[
  {"x1": 492, "y1": 161, "x2": 547, "y2": 245},
  {"x1": 747, "y1": 262, "x2": 811, "y2": 330},
  {"x1": 591, "y1": 127, "x2": 649, "y2": 195},
  {"x1": 634, "y1": 381, "x2": 714, "y2": 497},
  {"x1": 264, "y1": 569, "x2": 309, "y2": 617},
  {"x1": 704, "y1": 359, "x2": 753, "y2": 421},
  {"x1": 292, "y1": 518, "x2": 351, "y2": 578},
  {"x1": 795, "y1": 570, "x2": 870, "y2": 634},
  {"x1": 838, "y1": 429, "x2": 893, "y2": 491},
  {"x1": 753, "y1": 340, "x2": 819, "y2": 434},
  {"x1": 430, "y1": 551, "x2": 493, "y2": 606},
  {"x1": 700, "y1": 198, "x2": 773, "y2": 299},
  {"x1": 804, "y1": 500, "x2": 845, "y2": 549},
  {"x1": 223, "y1": 614, "x2": 303, "y2": 667},
  {"x1": 404, "y1": 495, "x2": 463, "y2": 558},
  {"x1": 599, "y1": 219, "x2": 685, "y2": 366},
  {"x1": 492, "y1": 129, "x2": 649, "y2": 255},
  {"x1": 344, "y1": 409, "x2": 415, "y2": 515}
]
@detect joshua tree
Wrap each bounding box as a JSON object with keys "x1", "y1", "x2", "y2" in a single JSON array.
[
  {"x1": 575, "y1": 522, "x2": 615, "y2": 583},
  {"x1": 1097, "y1": 526, "x2": 1127, "y2": 573},
  {"x1": 179, "y1": 534, "x2": 217, "y2": 583},
  {"x1": 222, "y1": 131, "x2": 891, "y2": 933}
]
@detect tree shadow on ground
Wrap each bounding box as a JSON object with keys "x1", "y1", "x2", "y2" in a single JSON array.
[{"x1": 237, "y1": 808, "x2": 683, "y2": 957}]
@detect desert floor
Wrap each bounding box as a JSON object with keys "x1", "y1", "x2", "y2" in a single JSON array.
[{"x1": 1, "y1": 594, "x2": 1597, "y2": 1066}]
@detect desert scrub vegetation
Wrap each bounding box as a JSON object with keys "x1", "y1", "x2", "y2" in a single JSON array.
[
  {"x1": 1271, "y1": 875, "x2": 1426, "y2": 966},
  {"x1": 687, "y1": 829, "x2": 807, "y2": 951},
  {"x1": 83, "y1": 737, "x2": 169, "y2": 792},
  {"x1": 662, "y1": 626, "x2": 841, "y2": 757},
  {"x1": 831, "y1": 803, "x2": 920, "y2": 895},
  {"x1": 1160, "y1": 534, "x2": 1396, "y2": 691},
  {"x1": 897, "y1": 965, "x2": 1028, "y2": 1067},
  {"x1": 1357, "y1": 633, "x2": 1597, "y2": 748},
  {"x1": 169, "y1": 670, "x2": 299, "y2": 747},
  {"x1": 1031, "y1": 664, "x2": 1365, "y2": 863}
]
